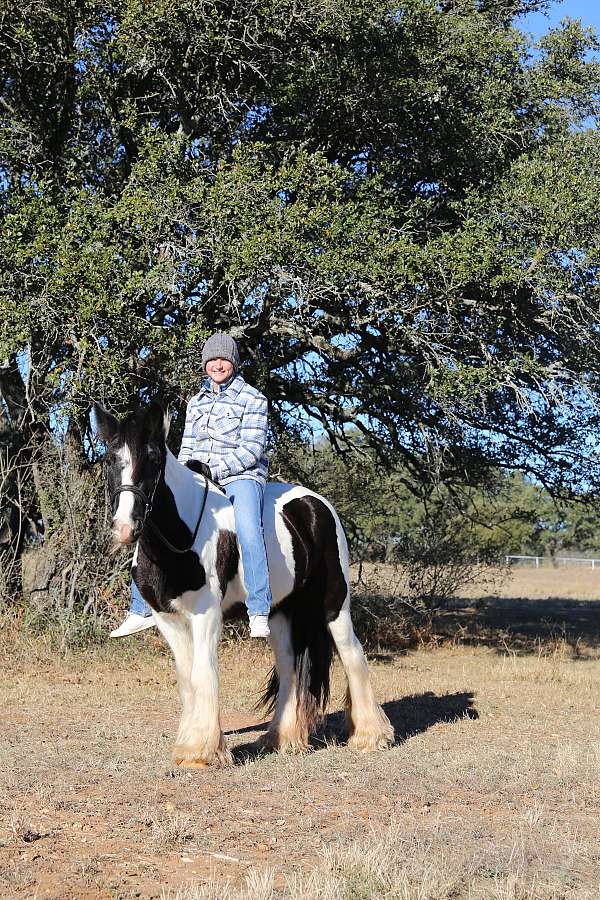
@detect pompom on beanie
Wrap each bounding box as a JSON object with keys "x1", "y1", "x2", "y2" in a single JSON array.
[{"x1": 201, "y1": 333, "x2": 240, "y2": 371}]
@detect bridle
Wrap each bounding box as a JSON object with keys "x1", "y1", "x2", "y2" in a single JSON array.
[{"x1": 110, "y1": 468, "x2": 209, "y2": 555}]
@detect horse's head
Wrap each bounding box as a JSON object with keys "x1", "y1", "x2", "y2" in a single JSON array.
[{"x1": 93, "y1": 401, "x2": 169, "y2": 548}]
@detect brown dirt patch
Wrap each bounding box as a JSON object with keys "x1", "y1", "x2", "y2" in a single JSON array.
[{"x1": 2, "y1": 577, "x2": 600, "y2": 898}]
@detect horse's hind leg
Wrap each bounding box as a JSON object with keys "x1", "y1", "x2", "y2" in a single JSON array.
[
  {"x1": 260, "y1": 611, "x2": 310, "y2": 753},
  {"x1": 328, "y1": 604, "x2": 394, "y2": 750}
]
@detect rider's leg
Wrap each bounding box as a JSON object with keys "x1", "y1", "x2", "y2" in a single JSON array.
[
  {"x1": 130, "y1": 580, "x2": 153, "y2": 616},
  {"x1": 110, "y1": 579, "x2": 155, "y2": 637},
  {"x1": 224, "y1": 478, "x2": 272, "y2": 636}
]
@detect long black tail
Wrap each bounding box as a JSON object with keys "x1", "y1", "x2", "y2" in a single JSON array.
[
  {"x1": 259, "y1": 493, "x2": 347, "y2": 728},
  {"x1": 259, "y1": 576, "x2": 334, "y2": 722}
]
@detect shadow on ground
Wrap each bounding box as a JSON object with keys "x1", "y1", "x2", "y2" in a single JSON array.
[
  {"x1": 229, "y1": 690, "x2": 477, "y2": 762},
  {"x1": 438, "y1": 596, "x2": 600, "y2": 656},
  {"x1": 317, "y1": 690, "x2": 478, "y2": 747}
]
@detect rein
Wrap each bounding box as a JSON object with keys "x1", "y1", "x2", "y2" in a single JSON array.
[{"x1": 110, "y1": 470, "x2": 209, "y2": 555}]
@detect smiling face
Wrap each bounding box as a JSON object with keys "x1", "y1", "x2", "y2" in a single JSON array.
[{"x1": 205, "y1": 357, "x2": 234, "y2": 385}]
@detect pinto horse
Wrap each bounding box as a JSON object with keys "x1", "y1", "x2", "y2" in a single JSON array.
[{"x1": 94, "y1": 401, "x2": 393, "y2": 767}]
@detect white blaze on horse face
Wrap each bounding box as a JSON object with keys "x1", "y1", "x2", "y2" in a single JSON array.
[{"x1": 112, "y1": 444, "x2": 136, "y2": 545}]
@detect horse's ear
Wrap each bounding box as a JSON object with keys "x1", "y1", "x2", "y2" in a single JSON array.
[
  {"x1": 145, "y1": 401, "x2": 167, "y2": 442},
  {"x1": 93, "y1": 403, "x2": 119, "y2": 444}
]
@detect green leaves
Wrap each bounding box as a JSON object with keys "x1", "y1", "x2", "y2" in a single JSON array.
[{"x1": 1, "y1": 0, "x2": 600, "y2": 499}]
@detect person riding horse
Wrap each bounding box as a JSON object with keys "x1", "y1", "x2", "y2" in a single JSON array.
[
  {"x1": 97, "y1": 392, "x2": 393, "y2": 764},
  {"x1": 110, "y1": 332, "x2": 272, "y2": 639}
]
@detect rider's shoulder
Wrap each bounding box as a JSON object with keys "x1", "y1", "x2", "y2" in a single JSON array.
[{"x1": 235, "y1": 377, "x2": 267, "y2": 405}]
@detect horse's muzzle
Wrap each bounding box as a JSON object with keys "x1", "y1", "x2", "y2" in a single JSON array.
[{"x1": 111, "y1": 519, "x2": 140, "y2": 549}]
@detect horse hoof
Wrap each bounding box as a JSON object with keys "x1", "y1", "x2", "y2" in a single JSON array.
[
  {"x1": 173, "y1": 745, "x2": 233, "y2": 768},
  {"x1": 258, "y1": 731, "x2": 310, "y2": 754},
  {"x1": 178, "y1": 758, "x2": 209, "y2": 769},
  {"x1": 347, "y1": 728, "x2": 395, "y2": 752},
  {"x1": 216, "y1": 746, "x2": 234, "y2": 767},
  {"x1": 173, "y1": 731, "x2": 233, "y2": 768},
  {"x1": 256, "y1": 732, "x2": 277, "y2": 753}
]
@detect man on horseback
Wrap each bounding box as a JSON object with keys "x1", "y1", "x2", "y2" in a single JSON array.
[{"x1": 110, "y1": 332, "x2": 273, "y2": 639}]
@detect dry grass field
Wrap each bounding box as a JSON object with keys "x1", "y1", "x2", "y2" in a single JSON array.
[
  {"x1": 464, "y1": 563, "x2": 600, "y2": 602},
  {"x1": 1, "y1": 565, "x2": 600, "y2": 899}
]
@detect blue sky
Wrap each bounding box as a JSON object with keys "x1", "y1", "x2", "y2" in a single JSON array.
[{"x1": 524, "y1": 1, "x2": 600, "y2": 39}]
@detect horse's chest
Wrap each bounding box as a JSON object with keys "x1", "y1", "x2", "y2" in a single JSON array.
[{"x1": 132, "y1": 542, "x2": 206, "y2": 613}]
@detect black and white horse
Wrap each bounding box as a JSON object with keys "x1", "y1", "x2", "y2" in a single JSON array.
[{"x1": 94, "y1": 401, "x2": 393, "y2": 767}]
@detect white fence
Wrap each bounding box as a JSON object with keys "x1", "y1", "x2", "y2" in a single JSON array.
[{"x1": 505, "y1": 555, "x2": 600, "y2": 569}]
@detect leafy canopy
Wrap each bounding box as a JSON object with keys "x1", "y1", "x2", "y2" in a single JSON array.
[{"x1": 1, "y1": 0, "x2": 600, "y2": 497}]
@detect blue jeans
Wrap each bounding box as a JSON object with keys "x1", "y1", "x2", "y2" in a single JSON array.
[
  {"x1": 131, "y1": 579, "x2": 152, "y2": 616},
  {"x1": 129, "y1": 477, "x2": 271, "y2": 618},
  {"x1": 225, "y1": 478, "x2": 272, "y2": 618}
]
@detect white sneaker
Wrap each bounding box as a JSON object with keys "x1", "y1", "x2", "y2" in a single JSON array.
[
  {"x1": 109, "y1": 613, "x2": 156, "y2": 638},
  {"x1": 249, "y1": 614, "x2": 270, "y2": 638}
]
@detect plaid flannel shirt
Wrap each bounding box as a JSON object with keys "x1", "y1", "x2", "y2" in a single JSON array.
[{"x1": 177, "y1": 374, "x2": 269, "y2": 484}]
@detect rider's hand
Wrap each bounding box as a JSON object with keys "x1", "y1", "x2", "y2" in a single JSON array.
[{"x1": 185, "y1": 460, "x2": 217, "y2": 483}]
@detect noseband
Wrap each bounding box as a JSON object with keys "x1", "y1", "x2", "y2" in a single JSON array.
[
  {"x1": 111, "y1": 477, "x2": 159, "y2": 528},
  {"x1": 110, "y1": 469, "x2": 209, "y2": 555}
]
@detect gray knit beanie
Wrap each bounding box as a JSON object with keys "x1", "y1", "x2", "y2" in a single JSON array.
[{"x1": 201, "y1": 333, "x2": 240, "y2": 371}]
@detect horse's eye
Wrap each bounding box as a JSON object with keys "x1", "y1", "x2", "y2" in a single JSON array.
[{"x1": 106, "y1": 449, "x2": 121, "y2": 465}]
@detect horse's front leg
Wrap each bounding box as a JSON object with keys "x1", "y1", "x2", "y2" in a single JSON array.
[
  {"x1": 173, "y1": 589, "x2": 231, "y2": 768},
  {"x1": 153, "y1": 611, "x2": 195, "y2": 748}
]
